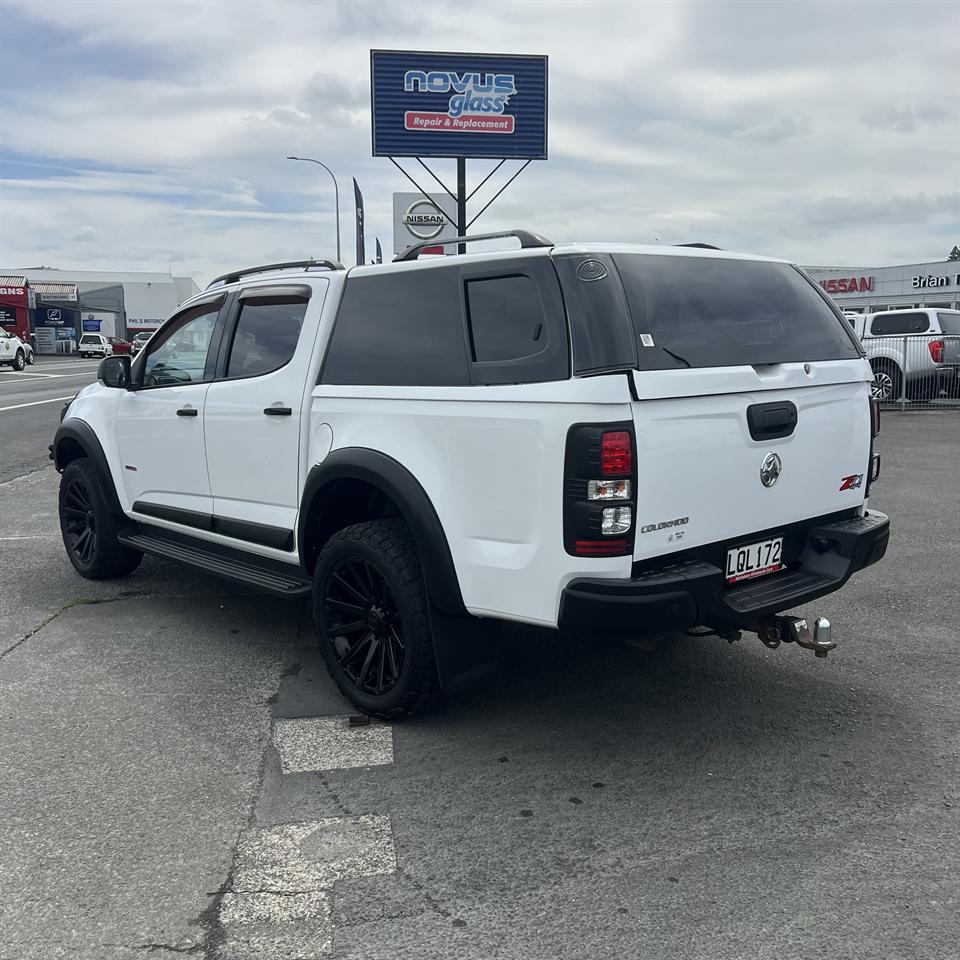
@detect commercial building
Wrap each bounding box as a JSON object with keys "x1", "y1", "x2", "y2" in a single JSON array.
[
  {"x1": 803, "y1": 259, "x2": 960, "y2": 314},
  {"x1": 0, "y1": 267, "x2": 200, "y2": 354}
]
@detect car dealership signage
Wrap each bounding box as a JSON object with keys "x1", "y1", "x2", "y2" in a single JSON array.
[
  {"x1": 391, "y1": 192, "x2": 457, "y2": 255},
  {"x1": 371, "y1": 50, "x2": 548, "y2": 159},
  {"x1": 818, "y1": 275, "x2": 875, "y2": 295}
]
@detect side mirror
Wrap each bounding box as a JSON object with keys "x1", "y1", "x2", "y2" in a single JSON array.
[{"x1": 99, "y1": 354, "x2": 131, "y2": 389}]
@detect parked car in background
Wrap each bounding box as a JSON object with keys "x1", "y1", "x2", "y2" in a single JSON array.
[
  {"x1": 108, "y1": 337, "x2": 133, "y2": 355},
  {"x1": 0, "y1": 329, "x2": 32, "y2": 369},
  {"x1": 858, "y1": 309, "x2": 960, "y2": 401},
  {"x1": 78, "y1": 333, "x2": 114, "y2": 359},
  {"x1": 130, "y1": 332, "x2": 153, "y2": 356}
]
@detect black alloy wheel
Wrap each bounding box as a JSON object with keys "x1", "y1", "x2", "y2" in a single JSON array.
[
  {"x1": 62, "y1": 475, "x2": 99, "y2": 568},
  {"x1": 313, "y1": 519, "x2": 439, "y2": 719},
  {"x1": 58, "y1": 457, "x2": 142, "y2": 579},
  {"x1": 323, "y1": 556, "x2": 405, "y2": 696}
]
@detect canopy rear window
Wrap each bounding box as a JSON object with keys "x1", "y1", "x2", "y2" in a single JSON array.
[
  {"x1": 557, "y1": 253, "x2": 862, "y2": 373},
  {"x1": 614, "y1": 255, "x2": 861, "y2": 370}
]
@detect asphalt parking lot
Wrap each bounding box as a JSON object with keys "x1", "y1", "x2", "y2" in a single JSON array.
[{"x1": 1, "y1": 411, "x2": 957, "y2": 960}]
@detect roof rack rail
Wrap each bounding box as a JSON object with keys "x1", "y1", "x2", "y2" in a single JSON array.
[
  {"x1": 675, "y1": 242, "x2": 721, "y2": 250},
  {"x1": 393, "y1": 229, "x2": 554, "y2": 263},
  {"x1": 206, "y1": 259, "x2": 344, "y2": 289}
]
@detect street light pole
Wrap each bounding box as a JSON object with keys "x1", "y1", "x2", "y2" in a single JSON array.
[{"x1": 286, "y1": 155, "x2": 341, "y2": 262}]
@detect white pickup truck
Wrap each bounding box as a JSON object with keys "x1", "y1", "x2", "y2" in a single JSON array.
[{"x1": 850, "y1": 308, "x2": 960, "y2": 401}]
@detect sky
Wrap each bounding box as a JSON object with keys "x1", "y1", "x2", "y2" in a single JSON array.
[{"x1": 1, "y1": 0, "x2": 958, "y2": 285}]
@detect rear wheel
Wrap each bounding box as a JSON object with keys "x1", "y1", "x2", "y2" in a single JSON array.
[
  {"x1": 870, "y1": 360, "x2": 902, "y2": 403},
  {"x1": 25, "y1": 351, "x2": 34, "y2": 365},
  {"x1": 59, "y1": 458, "x2": 143, "y2": 579},
  {"x1": 313, "y1": 519, "x2": 439, "y2": 719}
]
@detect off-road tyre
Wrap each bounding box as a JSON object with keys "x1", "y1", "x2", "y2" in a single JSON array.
[
  {"x1": 59, "y1": 457, "x2": 143, "y2": 579},
  {"x1": 313, "y1": 518, "x2": 439, "y2": 720}
]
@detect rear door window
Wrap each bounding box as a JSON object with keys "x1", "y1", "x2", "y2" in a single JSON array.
[
  {"x1": 610, "y1": 255, "x2": 861, "y2": 370},
  {"x1": 869, "y1": 312, "x2": 930, "y2": 336},
  {"x1": 224, "y1": 292, "x2": 308, "y2": 379}
]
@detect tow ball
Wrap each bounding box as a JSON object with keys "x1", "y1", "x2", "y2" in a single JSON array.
[{"x1": 757, "y1": 615, "x2": 836, "y2": 658}]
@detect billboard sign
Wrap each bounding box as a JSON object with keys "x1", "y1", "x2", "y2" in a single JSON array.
[
  {"x1": 371, "y1": 50, "x2": 547, "y2": 159},
  {"x1": 392, "y1": 192, "x2": 458, "y2": 255}
]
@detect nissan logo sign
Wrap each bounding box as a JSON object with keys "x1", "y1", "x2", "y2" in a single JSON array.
[{"x1": 402, "y1": 200, "x2": 448, "y2": 240}]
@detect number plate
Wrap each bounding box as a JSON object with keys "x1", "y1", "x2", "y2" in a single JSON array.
[{"x1": 725, "y1": 537, "x2": 783, "y2": 584}]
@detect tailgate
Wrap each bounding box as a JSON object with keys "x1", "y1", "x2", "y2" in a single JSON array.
[{"x1": 629, "y1": 362, "x2": 872, "y2": 562}]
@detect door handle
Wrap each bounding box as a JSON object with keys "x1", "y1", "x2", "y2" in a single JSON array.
[
  {"x1": 263, "y1": 406, "x2": 292, "y2": 416},
  {"x1": 176, "y1": 406, "x2": 198, "y2": 417}
]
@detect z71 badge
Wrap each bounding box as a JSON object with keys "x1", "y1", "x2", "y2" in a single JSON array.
[{"x1": 839, "y1": 474, "x2": 864, "y2": 491}]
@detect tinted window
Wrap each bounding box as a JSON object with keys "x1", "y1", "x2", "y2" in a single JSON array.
[
  {"x1": 322, "y1": 268, "x2": 467, "y2": 386},
  {"x1": 555, "y1": 255, "x2": 636, "y2": 374},
  {"x1": 80, "y1": 335, "x2": 99, "y2": 344},
  {"x1": 465, "y1": 276, "x2": 547, "y2": 362},
  {"x1": 937, "y1": 312, "x2": 960, "y2": 335},
  {"x1": 226, "y1": 297, "x2": 307, "y2": 379},
  {"x1": 870, "y1": 312, "x2": 930, "y2": 336},
  {"x1": 612, "y1": 255, "x2": 861, "y2": 370},
  {"x1": 141, "y1": 301, "x2": 221, "y2": 387}
]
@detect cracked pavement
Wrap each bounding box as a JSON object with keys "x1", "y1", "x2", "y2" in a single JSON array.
[{"x1": 1, "y1": 411, "x2": 958, "y2": 959}]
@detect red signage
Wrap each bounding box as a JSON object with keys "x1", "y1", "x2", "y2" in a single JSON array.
[
  {"x1": 0, "y1": 285, "x2": 28, "y2": 305},
  {"x1": 819, "y1": 276, "x2": 875, "y2": 295}
]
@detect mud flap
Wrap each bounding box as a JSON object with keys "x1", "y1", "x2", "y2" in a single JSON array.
[{"x1": 428, "y1": 604, "x2": 500, "y2": 695}]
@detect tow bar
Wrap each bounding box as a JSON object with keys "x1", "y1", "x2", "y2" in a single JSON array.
[{"x1": 756, "y1": 615, "x2": 836, "y2": 659}]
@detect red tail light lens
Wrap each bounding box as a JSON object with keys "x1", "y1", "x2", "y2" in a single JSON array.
[
  {"x1": 870, "y1": 397, "x2": 880, "y2": 437},
  {"x1": 929, "y1": 339, "x2": 945, "y2": 364},
  {"x1": 575, "y1": 539, "x2": 629, "y2": 556},
  {"x1": 601, "y1": 431, "x2": 632, "y2": 476}
]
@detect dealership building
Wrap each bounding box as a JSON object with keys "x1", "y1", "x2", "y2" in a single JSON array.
[
  {"x1": 803, "y1": 259, "x2": 960, "y2": 314},
  {"x1": 0, "y1": 267, "x2": 199, "y2": 354}
]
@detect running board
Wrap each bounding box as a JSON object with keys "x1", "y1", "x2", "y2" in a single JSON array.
[{"x1": 118, "y1": 525, "x2": 312, "y2": 597}]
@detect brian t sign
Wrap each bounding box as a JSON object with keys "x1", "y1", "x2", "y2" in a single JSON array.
[{"x1": 371, "y1": 50, "x2": 548, "y2": 159}]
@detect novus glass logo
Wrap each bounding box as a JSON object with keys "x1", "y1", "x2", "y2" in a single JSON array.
[{"x1": 402, "y1": 70, "x2": 517, "y2": 134}]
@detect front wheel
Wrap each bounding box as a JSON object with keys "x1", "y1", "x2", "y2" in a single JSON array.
[
  {"x1": 12, "y1": 350, "x2": 25, "y2": 371},
  {"x1": 313, "y1": 519, "x2": 439, "y2": 720},
  {"x1": 59, "y1": 458, "x2": 143, "y2": 579}
]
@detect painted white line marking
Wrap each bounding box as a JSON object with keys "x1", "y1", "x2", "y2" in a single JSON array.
[
  {"x1": 1, "y1": 370, "x2": 98, "y2": 381},
  {"x1": 231, "y1": 815, "x2": 396, "y2": 894},
  {"x1": 272, "y1": 717, "x2": 394, "y2": 773},
  {"x1": 0, "y1": 395, "x2": 77, "y2": 413},
  {"x1": 220, "y1": 890, "x2": 330, "y2": 926},
  {"x1": 218, "y1": 816, "x2": 395, "y2": 957},
  {"x1": 0, "y1": 536, "x2": 47, "y2": 540}
]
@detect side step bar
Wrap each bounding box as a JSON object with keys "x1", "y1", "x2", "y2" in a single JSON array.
[{"x1": 118, "y1": 525, "x2": 312, "y2": 597}]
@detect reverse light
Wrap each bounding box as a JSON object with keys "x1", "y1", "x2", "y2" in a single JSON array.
[
  {"x1": 601, "y1": 431, "x2": 632, "y2": 476},
  {"x1": 601, "y1": 505, "x2": 632, "y2": 536},
  {"x1": 928, "y1": 339, "x2": 945, "y2": 364},
  {"x1": 588, "y1": 478, "x2": 631, "y2": 500}
]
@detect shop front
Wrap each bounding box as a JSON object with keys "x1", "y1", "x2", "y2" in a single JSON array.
[
  {"x1": 804, "y1": 260, "x2": 960, "y2": 314},
  {"x1": 33, "y1": 303, "x2": 81, "y2": 354},
  {"x1": 0, "y1": 276, "x2": 35, "y2": 341}
]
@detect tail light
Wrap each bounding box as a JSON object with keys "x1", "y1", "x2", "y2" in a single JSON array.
[
  {"x1": 928, "y1": 339, "x2": 945, "y2": 364},
  {"x1": 870, "y1": 397, "x2": 880, "y2": 437},
  {"x1": 564, "y1": 423, "x2": 636, "y2": 557}
]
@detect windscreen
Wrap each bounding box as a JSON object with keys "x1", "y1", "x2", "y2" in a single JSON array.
[{"x1": 612, "y1": 254, "x2": 862, "y2": 370}]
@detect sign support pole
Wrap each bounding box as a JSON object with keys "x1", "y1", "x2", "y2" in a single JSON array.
[{"x1": 456, "y1": 158, "x2": 467, "y2": 254}]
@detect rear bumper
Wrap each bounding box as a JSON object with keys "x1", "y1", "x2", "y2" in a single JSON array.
[{"x1": 558, "y1": 510, "x2": 890, "y2": 637}]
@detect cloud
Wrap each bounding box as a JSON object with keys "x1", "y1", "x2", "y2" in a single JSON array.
[
  {"x1": 1, "y1": 0, "x2": 957, "y2": 280},
  {"x1": 862, "y1": 105, "x2": 952, "y2": 133}
]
